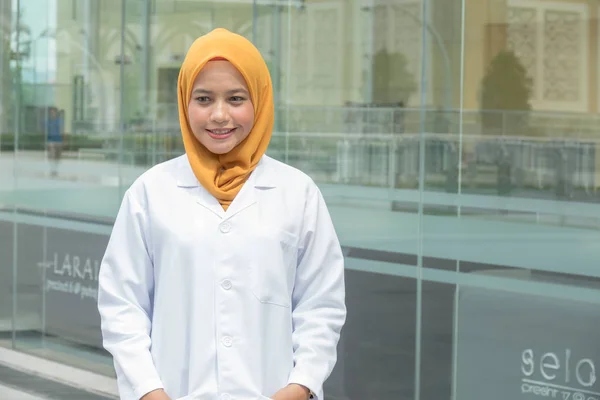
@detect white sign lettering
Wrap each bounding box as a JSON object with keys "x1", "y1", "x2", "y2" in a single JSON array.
[
  {"x1": 521, "y1": 349, "x2": 598, "y2": 400},
  {"x1": 39, "y1": 252, "x2": 101, "y2": 301}
]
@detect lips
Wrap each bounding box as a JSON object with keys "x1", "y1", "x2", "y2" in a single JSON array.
[{"x1": 206, "y1": 128, "x2": 236, "y2": 139}]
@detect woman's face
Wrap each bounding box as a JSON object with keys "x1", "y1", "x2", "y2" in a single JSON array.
[{"x1": 187, "y1": 60, "x2": 255, "y2": 155}]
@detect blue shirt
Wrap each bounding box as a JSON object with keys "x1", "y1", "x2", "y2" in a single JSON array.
[{"x1": 47, "y1": 117, "x2": 63, "y2": 143}]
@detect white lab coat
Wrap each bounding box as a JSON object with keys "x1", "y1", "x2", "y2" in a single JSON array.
[{"x1": 97, "y1": 154, "x2": 346, "y2": 400}]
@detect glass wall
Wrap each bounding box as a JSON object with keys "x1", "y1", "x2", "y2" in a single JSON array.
[{"x1": 2, "y1": 0, "x2": 600, "y2": 398}]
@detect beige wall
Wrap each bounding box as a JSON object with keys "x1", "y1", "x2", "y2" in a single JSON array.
[
  {"x1": 54, "y1": 0, "x2": 443, "y2": 128},
  {"x1": 56, "y1": 1, "x2": 258, "y2": 131},
  {"x1": 54, "y1": 0, "x2": 600, "y2": 133},
  {"x1": 465, "y1": 0, "x2": 597, "y2": 114},
  {"x1": 55, "y1": 0, "x2": 362, "y2": 128},
  {"x1": 462, "y1": 0, "x2": 508, "y2": 110}
]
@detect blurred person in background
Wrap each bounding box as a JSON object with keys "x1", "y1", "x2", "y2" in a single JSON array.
[{"x1": 46, "y1": 106, "x2": 64, "y2": 177}]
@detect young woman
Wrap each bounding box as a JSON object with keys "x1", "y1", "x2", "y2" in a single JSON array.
[{"x1": 97, "y1": 28, "x2": 346, "y2": 400}]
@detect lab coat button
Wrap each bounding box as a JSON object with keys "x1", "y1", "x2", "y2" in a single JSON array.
[
  {"x1": 221, "y1": 280, "x2": 232, "y2": 290},
  {"x1": 222, "y1": 336, "x2": 233, "y2": 347},
  {"x1": 220, "y1": 222, "x2": 231, "y2": 233}
]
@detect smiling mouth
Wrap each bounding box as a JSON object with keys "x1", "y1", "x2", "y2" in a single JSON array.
[
  {"x1": 206, "y1": 128, "x2": 236, "y2": 139},
  {"x1": 207, "y1": 128, "x2": 235, "y2": 135}
]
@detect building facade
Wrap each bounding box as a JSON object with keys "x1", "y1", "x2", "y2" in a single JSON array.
[{"x1": 1, "y1": 1, "x2": 600, "y2": 399}]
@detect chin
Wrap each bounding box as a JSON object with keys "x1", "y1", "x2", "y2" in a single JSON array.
[
  {"x1": 191, "y1": 135, "x2": 231, "y2": 155},
  {"x1": 204, "y1": 140, "x2": 237, "y2": 155},
  {"x1": 208, "y1": 147, "x2": 233, "y2": 155}
]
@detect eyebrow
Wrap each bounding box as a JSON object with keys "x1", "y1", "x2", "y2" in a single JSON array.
[{"x1": 192, "y1": 88, "x2": 249, "y2": 96}]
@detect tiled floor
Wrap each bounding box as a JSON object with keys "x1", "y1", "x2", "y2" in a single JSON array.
[
  {"x1": 0, "y1": 383, "x2": 45, "y2": 400},
  {"x1": 0, "y1": 363, "x2": 116, "y2": 400},
  {"x1": 0, "y1": 334, "x2": 115, "y2": 377}
]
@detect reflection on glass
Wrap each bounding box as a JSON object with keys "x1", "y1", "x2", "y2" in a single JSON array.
[{"x1": 1, "y1": 0, "x2": 600, "y2": 399}]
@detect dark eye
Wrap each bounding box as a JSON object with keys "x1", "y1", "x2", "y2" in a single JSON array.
[
  {"x1": 230, "y1": 96, "x2": 245, "y2": 102},
  {"x1": 196, "y1": 96, "x2": 210, "y2": 103}
]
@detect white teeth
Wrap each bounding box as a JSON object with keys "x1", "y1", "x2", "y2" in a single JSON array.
[{"x1": 209, "y1": 129, "x2": 234, "y2": 135}]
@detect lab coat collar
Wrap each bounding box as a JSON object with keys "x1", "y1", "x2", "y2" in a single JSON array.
[
  {"x1": 176, "y1": 155, "x2": 276, "y2": 189},
  {"x1": 176, "y1": 155, "x2": 276, "y2": 219}
]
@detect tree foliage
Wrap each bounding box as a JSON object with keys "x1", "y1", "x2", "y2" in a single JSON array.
[
  {"x1": 480, "y1": 50, "x2": 533, "y2": 134},
  {"x1": 372, "y1": 49, "x2": 417, "y2": 105}
]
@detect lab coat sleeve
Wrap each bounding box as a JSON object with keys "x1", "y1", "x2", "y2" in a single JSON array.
[
  {"x1": 287, "y1": 187, "x2": 347, "y2": 399},
  {"x1": 97, "y1": 189, "x2": 164, "y2": 399}
]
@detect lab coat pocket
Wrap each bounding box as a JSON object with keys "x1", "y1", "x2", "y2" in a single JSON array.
[{"x1": 249, "y1": 228, "x2": 298, "y2": 308}]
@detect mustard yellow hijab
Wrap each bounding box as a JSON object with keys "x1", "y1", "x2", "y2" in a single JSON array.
[{"x1": 177, "y1": 28, "x2": 274, "y2": 210}]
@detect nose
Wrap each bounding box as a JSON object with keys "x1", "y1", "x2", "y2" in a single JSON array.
[{"x1": 210, "y1": 100, "x2": 228, "y2": 124}]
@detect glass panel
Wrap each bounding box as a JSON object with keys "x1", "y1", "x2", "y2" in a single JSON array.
[
  {"x1": 0, "y1": 0, "x2": 15, "y2": 350},
  {"x1": 0, "y1": 0, "x2": 125, "y2": 221},
  {"x1": 418, "y1": 0, "x2": 463, "y2": 397},
  {"x1": 10, "y1": 0, "x2": 55, "y2": 357},
  {"x1": 419, "y1": 1, "x2": 600, "y2": 400},
  {"x1": 281, "y1": 0, "x2": 423, "y2": 398},
  {"x1": 5, "y1": 0, "x2": 124, "y2": 376},
  {"x1": 2, "y1": 0, "x2": 599, "y2": 399}
]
